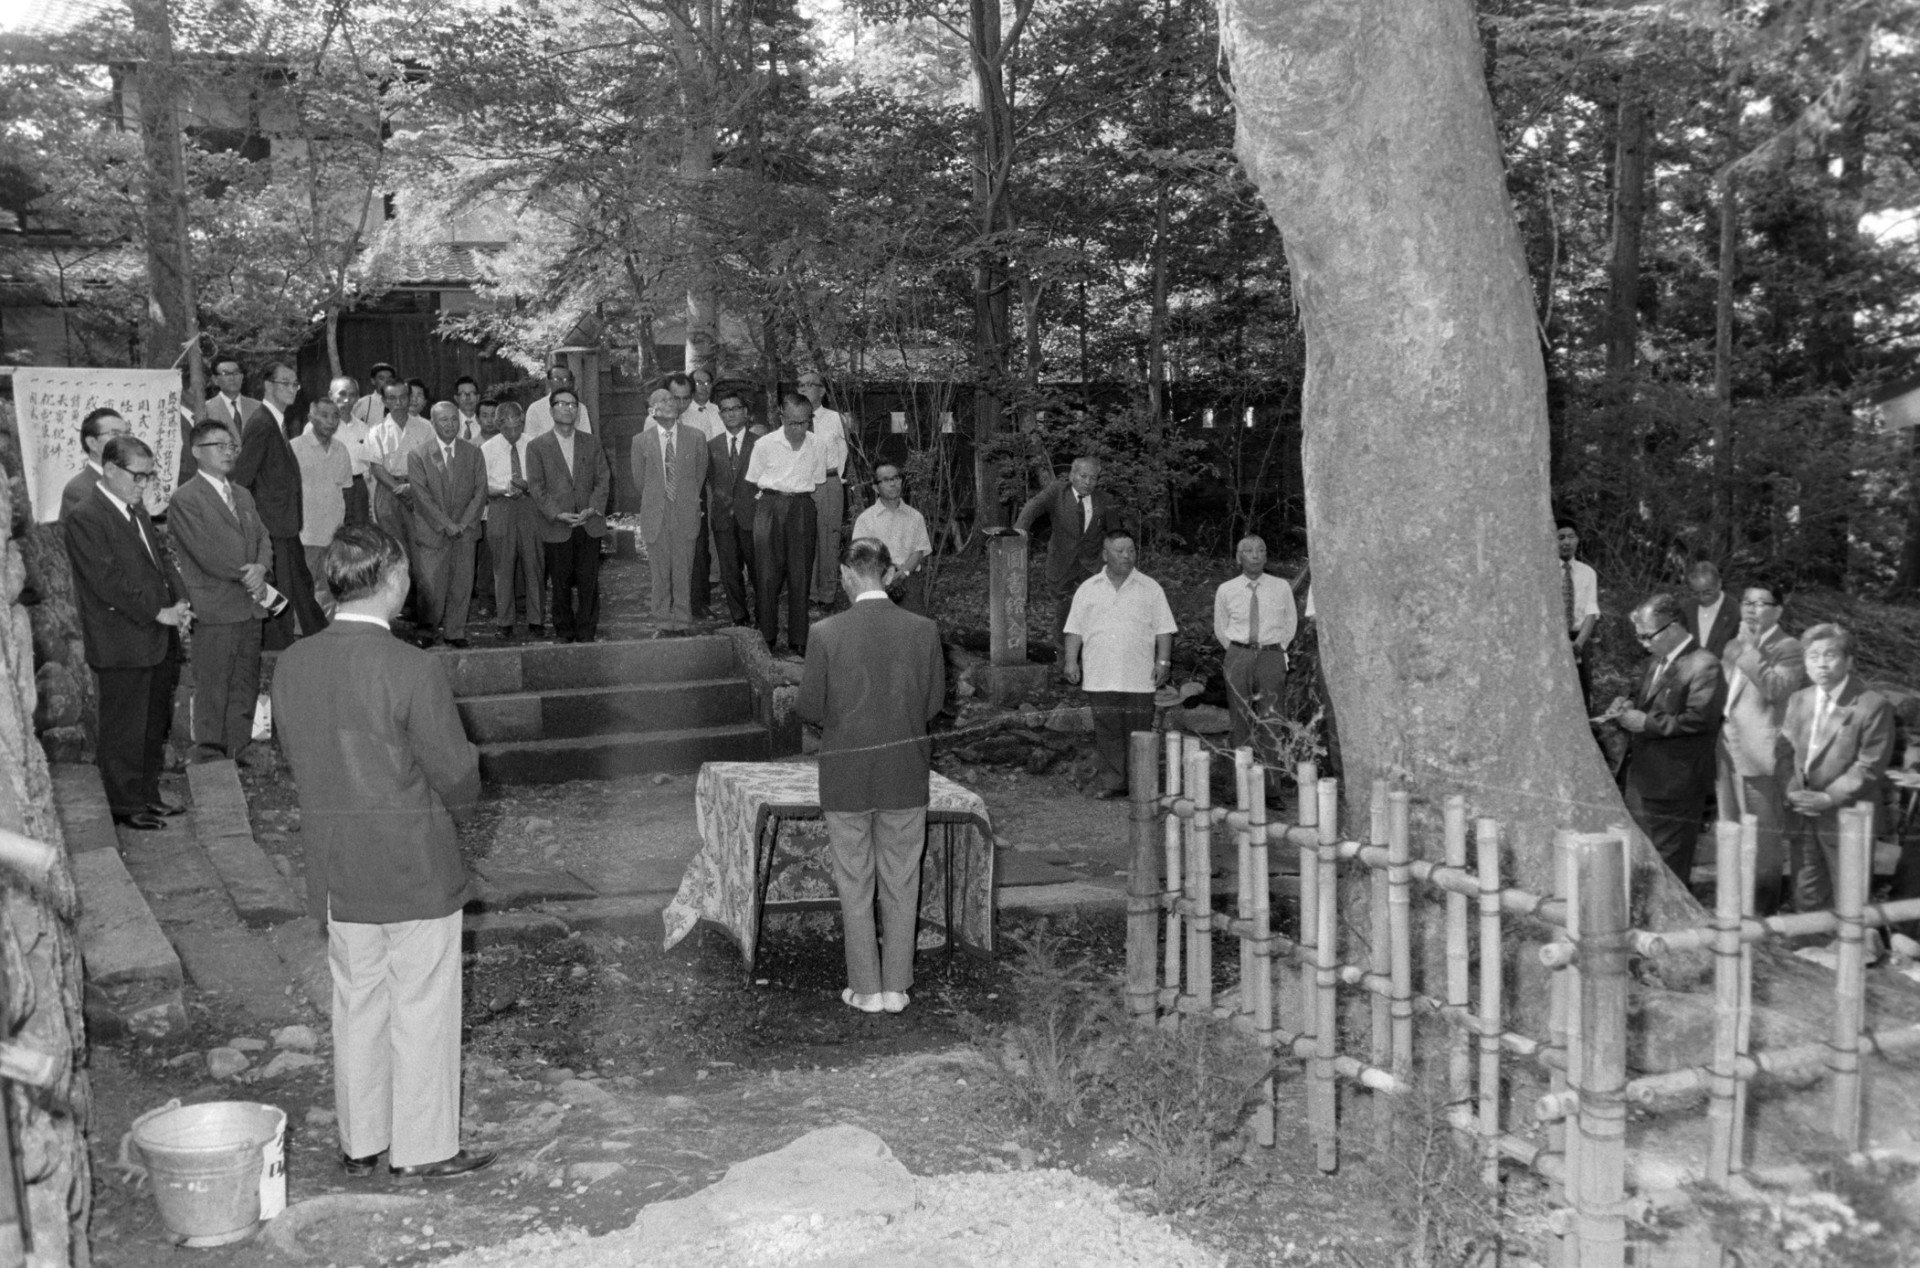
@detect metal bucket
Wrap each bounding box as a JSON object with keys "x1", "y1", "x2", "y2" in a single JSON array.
[{"x1": 130, "y1": 1101, "x2": 284, "y2": 1247}]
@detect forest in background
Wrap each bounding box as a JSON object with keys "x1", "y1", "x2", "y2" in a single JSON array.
[{"x1": 1, "y1": 0, "x2": 1917, "y2": 582}]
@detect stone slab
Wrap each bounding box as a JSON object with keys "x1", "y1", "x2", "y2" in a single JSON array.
[
  {"x1": 187, "y1": 760, "x2": 303, "y2": 926},
  {"x1": 264, "y1": 919, "x2": 333, "y2": 1017},
  {"x1": 998, "y1": 879, "x2": 1128, "y2": 913},
  {"x1": 171, "y1": 919, "x2": 308, "y2": 1025},
  {"x1": 70, "y1": 847, "x2": 181, "y2": 989},
  {"x1": 50, "y1": 763, "x2": 119, "y2": 855},
  {"x1": 462, "y1": 909, "x2": 572, "y2": 948},
  {"x1": 994, "y1": 853, "x2": 1080, "y2": 887},
  {"x1": 976, "y1": 663, "x2": 1050, "y2": 708},
  {"x1": 467, "y1": 865, "x2": 599, "y2": 910},
  {"x1": 533, "y1": 894, "x2": 673, "y2": 936}
]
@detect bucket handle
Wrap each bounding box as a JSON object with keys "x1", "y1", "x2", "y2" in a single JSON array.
[{"x1": 116, "y1": 1098, "x2": 182, "y2": 1188}]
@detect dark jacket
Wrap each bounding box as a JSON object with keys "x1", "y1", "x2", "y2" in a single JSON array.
[
  {"x1": 231, "y1": 404, "x2": 304, "y2": 539},
  {"x1": 63, "y1": 485, "x2": 186, "y2": 669},
  {"x1": 1625, "y1": 639, "x2": 1727, "y2": 802},
  {"x1": 796, "y1": 597, "x2": 946, "y2": 811},
  {"x1": 525, "y1": 429, "x2": 610, "y2": 543},
  {"x1": 706, "y1": 428, "x2": 760, "y2": 530},
  {"x1": 1013, "y1": 478, "x2": 1125, "y2": 588},
  {"x1": 1680, "y1": 595, "x2": 1741, "y2": 659},
  {"x1": 271, "y1": 620, "x2": 480, "y2": 923},
  {"x1": 166, "y1": 473, "x2": 273, "y2": 624}
]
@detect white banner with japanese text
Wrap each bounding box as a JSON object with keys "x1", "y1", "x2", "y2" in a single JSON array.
[{"x1": 13, "y1": 368, "x2": 186, "y2": 523}]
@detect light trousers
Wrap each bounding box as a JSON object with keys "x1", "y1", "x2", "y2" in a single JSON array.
[
  {"x1": 646, "y1": 523, "x2": 698, "y2": 628},
  {"x1": 329, "y1": 909, "x2": 462, "y2": 1167},
  {"x1": 824, "y1": 807, "x2": 929, "y2": 995}
]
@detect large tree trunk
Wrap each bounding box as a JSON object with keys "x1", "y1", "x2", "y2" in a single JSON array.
[
  {"x1": 1218, "y1": 0, "x2": 1697, "y2": 926},
  {"x1": 130, "y1": 0, "x2": 203, "y2": 406},
  {"x1": 1603, "y1": 80, "x2": 1648, "y2": 386}
]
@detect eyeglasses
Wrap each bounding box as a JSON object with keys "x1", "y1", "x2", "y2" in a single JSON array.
[
  {"x1": 1634, "y1": 620, "x2": 1675, "y2": 646},
  {"x1": 193, "y1": 441, "x2": 236, "y2": 453},
  {"x1": 114, "y1": 465, "x2": 157, "y2": 484},
  {"x1": 552, "y1": 399, "x2": 578, "y2": 409}
]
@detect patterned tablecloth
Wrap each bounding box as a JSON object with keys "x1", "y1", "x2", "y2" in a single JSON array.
[{"x1": 662, "y1": 762, "x2": 997, "y2": 969}]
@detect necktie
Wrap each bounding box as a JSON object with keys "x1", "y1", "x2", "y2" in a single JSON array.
[
  {"x1": 730, "y1": 436, "x2": 739, "y2": 467},
  {"x1": 1811, "y1": 693, "x2": 1834, "y2": 764},
  {"x1": 1076, "y1": 492, "x2": 1088, "y2": 531},
  {"x1": 1248, "y1": 580, "x2": 1262, "y2": 647},
  {"x1": 509, "y1": 441, "x2": 522, "y2": 483},
  {"x1": 664, "y1": 429, "x2": 677, "y2": 501},
  {"x1": 131, "y1": 510, "x2": 157, "y2": 566},
  {"x1": 219, "y1": 480, "x2": 234, "y2": 515},
  {"x1": 1563, "y1": 561, "x2": 1575, "y2": 631}
]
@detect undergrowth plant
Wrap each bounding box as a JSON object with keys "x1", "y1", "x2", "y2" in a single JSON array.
[
  {"x1": 1682, "y1": 1154, "x2": 1918, "y2": 1268},
  {"x1": 1104, "y1": 1015, "x2": 1268, "y2": 1213},
  {"x1": 960, "y1": 921, "x2": 1122, "y2": 1130}
]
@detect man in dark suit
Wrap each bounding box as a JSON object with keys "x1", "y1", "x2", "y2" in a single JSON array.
[
  {"x1": 63, "y1": 436, "x2": 194, "y2": 830},
  {"x1": 1013, "y1": 455, "x2": 1125, "y2": 650},
  {"x1": 525, "y1": 387, "x2": 610, "y2": 643},
  {"x1": 1778, "y1": 623, "x2": 1896, "y2": 914},
  {"x1": 632, "y1": 388, "x2": 710, "y2": 633},
  {"x1": 59, "y1": 407, "x2": 130, "y2": 519},
  {"x1": 1617, "y1": 591, "x2": 1728, "y2": 884},
  {"x1": 168, "y1": 421, "x2": 273, "y2": 765},
  {"x1": 233, "y1": 361, "x2": 328, "y2": 645},
  {"x1": 407, "y1": 402, "x2": 488, "y2": 648},
  {"x1": 706, "y1": 388, "x2": 760, "y2": 626},
  {"x1": 796, "y1": 537, "x2": 946, "y2": 1015},
  {"x1": 272, "y1": 525, "x2": 493, "y2": 1180},
  {"x1": 1680, "y1": 561, "x2": 1740, "y2": 659}
]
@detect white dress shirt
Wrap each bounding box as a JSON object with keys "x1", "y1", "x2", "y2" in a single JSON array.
[
  {"x1": 745, "y1": 430, "x2": 826, "y2": 494},
  {"x1": 1212, "y1": 572, "x2": 1298, "y2": 649},
  {"x1": 524, "y1": 394, "x2": 593, "y2": 440},
  {"x1": 481, "y1": 433, "x2": 532, "y2": 498},
  {"x1": 1695, "y1": 593, "x2": 1726, "y2": 645},
  {"x1": 683, "y1": 401, "x2": 724, "y2": 441},
  {"x1": 810, "y1": 407, "x2": 848, "y2": 476},
  {"x1": 850, "y1": 500, "x2": 932, "y2": 573}
]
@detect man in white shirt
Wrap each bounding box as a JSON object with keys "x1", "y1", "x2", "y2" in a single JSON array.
[
  {"x1": 1717, "y1": 580, "x2": 1805, "y2": 916},
  {"x1": 797, "y1": 370, "x2": 849, "y2": 606},
  {"x1": 452, "y1": 377, "x2": 486, "y2": 443},
  {"x1": 481, "y1": 402, "x2": 545, "y2": 639},
  {"x1": 523, "y1": 365, "x2": 594, "y2": 440},
  {"x1": 328, "y1": 376, "x2": 373, "y2": 527},
  {"x1": 745, "y1": 391, "x2": 827, "y2": 655},
  {"x1": 365, "y1": 380, "x2": 435, "y2": 539},
  {"x1": 350, "y1": 362, "x2": 397, "y2": 426},
  {"x1": 1064, "y1": 531, "x2": 1178, "y2": 799},
  {"x1": 850, "y1": 463, "x2": 933, "y2": 617},
  {"x1": 199, "y1": 356, "x2": 258, "y2": 442},
  {"x1": 291, "y1": 401, "x2": 355, "y2": 613},
  {"x1": 1212, "y1": 535, "x2": 1298, "y2": 760},
  {"x1": 1556, "y1": 518, "x2": 1599, "y2": 707},
  {"x1": 682, "y1": 367, "x2": 725, "y2": 440},
  {"x1": 663, "y1": 372, "x2": 713, "y2": 621}
]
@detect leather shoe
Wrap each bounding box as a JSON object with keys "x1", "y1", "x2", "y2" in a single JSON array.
[
  {"x1": 526, "y1": 624, "x2": 546, "y2": 637},
  {"x1": 341, "y1": 1151, "x2": 382, "y2": 1178},
  {"x1": 446, "y1": 638, "x2": 470, "y2": 649},
  {"x1": 112, "y1": 812, "x2": 167, "y2": 831},
  {"x1": 147, "y1": 799, "x2": 187, "y2": 817},
  {"x1": 389, "y1": 1149, "x2": 496, "y2": 1179}
]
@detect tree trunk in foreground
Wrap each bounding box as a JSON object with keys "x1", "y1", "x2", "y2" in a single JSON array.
[{"x1": 1217, "y1": 0, "x2": 1698, "y2": 927}]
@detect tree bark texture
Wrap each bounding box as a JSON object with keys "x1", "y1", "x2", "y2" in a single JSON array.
[
  {"x1": 130, "y1": 0, "x2": 202, "y2": 401},
  {"x1": 1603, "y1": 82, "x2": 1648, "y2": 385},
  {"x1": 1218, "y1": 0, "x2": 1696, "y2": 925}
]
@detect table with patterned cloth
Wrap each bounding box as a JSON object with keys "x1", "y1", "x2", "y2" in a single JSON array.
[{"x1": 662, "y1": 761, "x2": 997, "y2": 971}]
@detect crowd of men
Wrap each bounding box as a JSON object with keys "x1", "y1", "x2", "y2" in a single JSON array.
[{"x1": 1559, "y1": 522, "x2": 1915, "y2": 934}]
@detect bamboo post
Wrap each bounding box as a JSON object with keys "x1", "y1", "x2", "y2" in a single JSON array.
[
  {"x1": 1707, "y1": 820, "x2": 1744, "y2": 1184},
  {"x1": 1126, "y1": 731, "x2": 1163, "y2": 1023},
  {"x1": 1552, "y1": 826, "x2": 1583, "y2": 1263},
  {"x1": 1312, "y1": 780, "x2": 1341, "y2": 1173},
  {"x1": 1186, "y1": 737, "x2": 1213, "y2": 1013},
  {"x1": 1237, "y1": 748, "x2": 1258, "y2": 1020},
  {"x1": 1444, "y1": 797, "x2": 1471, "y2": 1110},
  {"x1": 1476, "y1": 817, "x2": 1503, "y2": 1188},
  {"x1": 1387, "y1": 791, "x2": 1414, "y2": 1085},
  {"x1": 1297, "y1": 761, "x2": 1319, "y2": 1081},
  {"x1": 1368, "y1": 780, "x2": 1392, "y2": 1148},
  {"x1": 1163, "y1": 731, "x2": 1183, "y2": 1001},
  {"x1": 1250, "y1": 760, "x2": 1275, "y2": 1148},
  {"x1": 1831, "y1": 804, "x2": 1871, "y2": 1151},
  {"x1": 1574, "y1": 831, "x2": 1630, "y2": 1268},
  {"x1": 1732, "y1": 814, "x2": 1757, "y2": 1171}
]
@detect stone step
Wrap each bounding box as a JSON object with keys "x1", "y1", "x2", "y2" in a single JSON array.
[
  {"x1": 53, "y1": 764, "x2": 189, "y2": 1040},
  {"x1": 478, "y1": 724, "x2": 771, "y2": 785},
  {"x1": 444, "y1": 636, "x2": 739, "y2": 698},
  {"x1": 186, "y1": 760, "x2": 304, "y2": 926},
  {"x1": 458, "y1": 678, "x2": 754, "y2": 744}
]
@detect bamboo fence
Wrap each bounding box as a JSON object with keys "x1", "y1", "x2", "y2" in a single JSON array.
[{"x1": 1122, "y1": 731, "x2": 1920, "y2": 1268}]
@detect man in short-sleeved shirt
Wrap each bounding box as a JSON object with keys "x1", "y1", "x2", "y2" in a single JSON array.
[
  {"x1": 745, "y1": 393, "x2": 828, "y2": 655},
  {"x1": 1064, "y1": 531, "x2": 1177, "y2": 798},
  {"x1": 850, "y1": 462, "x2": 933, "y2": 616},
  {"x1": 292, "y1": 401, "x2": 355, "y2": 610}
]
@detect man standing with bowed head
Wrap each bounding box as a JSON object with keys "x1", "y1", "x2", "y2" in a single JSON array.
[
  {"x1": 1778, "y1": 623, "x2": 1896, "y2": 915},
  {"x1": 1682, "y1": 561, "x2": 1740, "y2": 659},
  {"x1": 1063, "y1": 531, "x2": 1178, "y2": 799},
  {"x1": 1212, "y1": 534, "x2": 1297, "y2": 760},
  {"x1": 796, "y1": 538, "x2": 946, "y2": 1014},
  {"x1": 1616, "y1": 592, "x2": 1727, "y2": 884},
  {"x1": 1015, "y1": 456, "x2": 1125, "y2": 654},
  {"x1": 234, "y1": 361, "x2": 329, "y2": 644},
  {"x1": 60, "y1": 407, "x2": 130, "y2": 519},
  {"x1": 746, "y1": 391, "x2": 826, "y2": 655},
  {"x1": 407, "y1": 402, "x2": 488, "y2": 648},
  {"x1": 64, "y1": 435, "x2": 193, "y2": 830},
  {"x1": 272, "y1": 525, "x2": 495, "y2": 1181}
]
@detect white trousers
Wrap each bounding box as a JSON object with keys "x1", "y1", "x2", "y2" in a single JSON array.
[{"x1": 328, "y1": 909, "x2": 463, "y2": 1167}]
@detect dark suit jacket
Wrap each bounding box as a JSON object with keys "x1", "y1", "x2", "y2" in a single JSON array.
[
  {"x1": 270, "y1": 620, "x2": 480, "y2": 923},
  {"x1": 1778, "y1": 678, "x2": 1896, "y2": 828},
  {"x1": 526, "y1": 430, "x2": 610, "y2": 544},
  {"x1": 231, "y1": 404, "x2": 304, "y2": 539},
  {"x1": 407, "y1": 440, "x2": 488, "y2": 543},
  {"x1": 631, "y1": 421, "x2": 709, "y2": 544},
  {"x1": 1014, "y1": 479, "x2": 1125, "y2": 588},
  {"x1": 707, "y1": 429, "x2": 759, "y2": 530},
  {"x1": 166, "y1": 474, "x2": 272, "y2": 624},
  {"x1": 1681, "y1": 595, "x2": 1740, "y2": 658},
  {"x1": 796, "y1": 596, "x2": 946, "y2": 811},
  {"x1": 1625, "y1": 639, "x2": 1727, "y2": 802},
  {"x1": 59, "y1": 466, "x2": 101, "y2": 520},
  {"x1": 63, "y1": 486, "x2": 186, "y2": 669}
]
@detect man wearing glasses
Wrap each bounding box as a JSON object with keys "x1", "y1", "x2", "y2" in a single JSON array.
[
  {"x1": 63, "y1": 436, "x2": 194, "y2": 829},
  {"x1": 851, "y1": 464, "x2": 933, "y2": 616},
  {"x1": 234, "y1": 362, "x2": 329, "y2": 645},
  {"x1": 525, "y1": 388, "x2": 611, "y2": 643},
  {"x1": 198, "y1": 357, "x2": 257, "y2": 444},
  {"x1": 59, "y1": 407, "x2": 130, "y2": 519},
  {"x1": 168, "y1": 422, "x2": 273, "y2": 766},
  {"x1": 1715, "y1": 581, "x2": 1806, "y2": 915},
  {"x1": 706, "y1": 389, "x2": 760, "y2": 626},
  {"x1": 1615, "y1": 592, "x2": 1727, "y2": 885}
]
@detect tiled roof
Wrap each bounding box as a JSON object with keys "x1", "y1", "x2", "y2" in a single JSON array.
[{"x1": 378, "y1": 244, "x2": 498, "y2": 287}]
